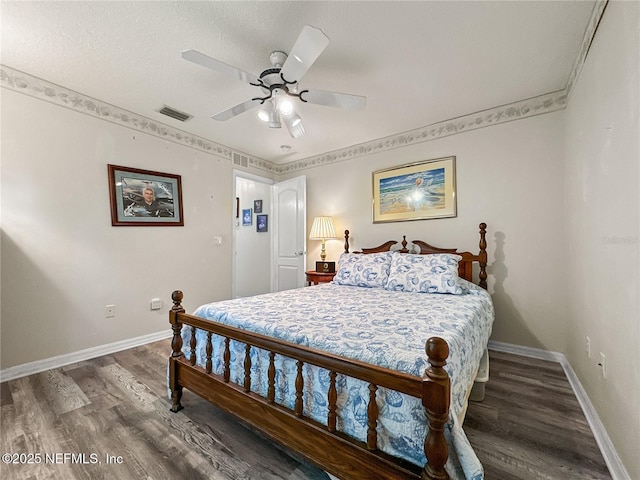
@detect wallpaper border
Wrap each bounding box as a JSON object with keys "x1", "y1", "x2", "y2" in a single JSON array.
[
  {"x1": 0, "y1": 65, "x2": 565, "y2": 176},
  {"x1": 0, "y1": 1, "x2": 606, "y2": 177},
  {"x1": 275, "y1": 0, "x2": 607, "y2": 175},
  {"x1": 275, "y1": 90, "x2": 567, "y2": 175},
  {"x1": 0, "y1": 66, "x2": 276, "y2": 175}
]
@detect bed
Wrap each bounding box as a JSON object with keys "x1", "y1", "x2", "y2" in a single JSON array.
[{"x1": 168, "y1": 222, "x2": 492, "y2": 480}]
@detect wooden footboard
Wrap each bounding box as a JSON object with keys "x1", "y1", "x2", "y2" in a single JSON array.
[{"x1": 169, "y1": 291, "x2": 451, "y2": 480}]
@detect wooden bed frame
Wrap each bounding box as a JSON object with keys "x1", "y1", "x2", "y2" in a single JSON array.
[{"x1": 169, "y1": 223, "x2": 488, "y2": 480}]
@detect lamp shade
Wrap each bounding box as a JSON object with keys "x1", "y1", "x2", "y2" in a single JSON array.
[{"x1": 309, "y1": 216, "x2": 337, "y2": 240}]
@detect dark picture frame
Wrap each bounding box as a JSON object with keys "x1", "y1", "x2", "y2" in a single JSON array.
[
  {"x1": 372, "y1": 156, "x2": 457, "y2": 223},
  {"x1": 242, "y1": 208, "x2": 252, "y2": 226},
  {"x1": 256, "y1": 214, "x2": 268, "y2": 232},
  {"x1": 254, "y1": 199, "x2": 263, "y2": 213},
  {"x1": 108, "y1": 164, "x2": 184, "y2": 226}
]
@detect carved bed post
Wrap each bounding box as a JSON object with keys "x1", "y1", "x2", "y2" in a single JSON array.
[
  {"x1": 169, "y1": 290, "x2": 185, "y2": 412},
  {"x1": 400, "y1": 235, "x2": 409, "y2": 253},
  {"x1": 344, "y1": 229, "x2": 350, "y2": 253},
  {"x1": 478, "y1": 223, "x2": 488, "y2": 290},
  {"x1": 422, "y1": 337, "x2": 451, "y2": 480}
]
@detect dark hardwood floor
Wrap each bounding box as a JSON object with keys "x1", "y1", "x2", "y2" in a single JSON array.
[
  {"x1": 0, "y1": 339, "x2": 611, "y2": 480},
  {"x1": 464, "y1": 350, "x2": 611, "y2": 480}
]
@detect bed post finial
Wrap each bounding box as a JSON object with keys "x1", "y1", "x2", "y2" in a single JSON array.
[
  {"x1": 344, "y1": 229, "x2": 350, "y2": 253},
  {"x1": 172, "y1": 290, "x2": 184, "y2": 309},
  {"x1": 169, "y1": 290, "x2": 185, "y2": 413},
  {"x1": 400, "y1": 235, "x2": 409, "y2": 253},
  {"x1": 422, "y1": 337, "x2": 450, "y2": 480},
  {"x1": 170, "y1": 291, "x2": 184, "y2": 359},
  {"x1": 478, "y1": 223, "x2": 488, "y2": 290}
]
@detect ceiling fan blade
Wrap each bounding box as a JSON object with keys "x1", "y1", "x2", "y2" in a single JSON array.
[
  {"x1": 301, "y1": 89, "x2": 367, "y2": 110},
  {"x1": 212, "y1": 98, "x2": 263, "y2": 121},
  {"x1": 181, "y1": 49, "x2": 260, "y2": 84},
  {"x1": 279, "y1": 26, "x2": 330, "y2": 84}
]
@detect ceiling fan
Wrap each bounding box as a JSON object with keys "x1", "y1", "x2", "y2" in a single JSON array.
[{"x1": 181, "y1": 25, "x2": 366, "y2": 138}]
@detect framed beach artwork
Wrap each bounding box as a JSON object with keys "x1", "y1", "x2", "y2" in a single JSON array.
[
  {"x1": 372, "y1": 156, "x2": 456, "y2": 223},
  {"x1": 108, "y1": 164, "x2": 184, "y2": 226}
]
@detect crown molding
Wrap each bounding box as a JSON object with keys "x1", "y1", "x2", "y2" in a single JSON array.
[
  {"x1": 275, "y1": 0, "x2": 608, "y2": 175},
  {"x1": 275, "y1": 89, "x2": 567, "y2": 175},
  {"x1": 0, "y1": 65, "x2": 272, "y2": 174},
  {"x1": 1, "y1": 0, "x2": 606, "y2": 177},
  {"x1": 565, "y1": 0, "x2": 609, "y2": 101}
]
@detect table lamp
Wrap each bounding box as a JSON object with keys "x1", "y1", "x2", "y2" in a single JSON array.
[{"x1": 309, "y1": 216, "x2": 337, "y2": 261}]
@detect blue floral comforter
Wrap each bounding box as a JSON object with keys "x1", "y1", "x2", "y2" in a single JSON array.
[{"x1": 182, "y1": 280, "x2": 494, "y2": 479}]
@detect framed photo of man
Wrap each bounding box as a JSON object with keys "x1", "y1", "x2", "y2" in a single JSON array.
[{"x1": 108, "y1": 164, "x2": 184, "y2": 226}]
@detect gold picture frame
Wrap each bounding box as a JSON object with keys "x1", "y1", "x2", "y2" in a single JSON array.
[{"x1": 372, "y1": 156, "x2": 457, "y2": 223}]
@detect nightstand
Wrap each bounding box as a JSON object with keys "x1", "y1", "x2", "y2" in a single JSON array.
[{"x1": 305, "y1": 270, "x2": 337, "y2": 285}]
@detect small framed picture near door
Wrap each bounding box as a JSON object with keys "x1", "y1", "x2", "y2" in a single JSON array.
[
  {"x1": 256, "y1": 214, "x2": 268, "y2": 232},
  {"x1": 242, "y1": 208, "x2": 252, "y2": 226},
  {"x1": 253, "y1": 199, "x2": 263, "y2": 213}
]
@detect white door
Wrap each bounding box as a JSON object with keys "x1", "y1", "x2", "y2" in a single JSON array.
[{"x1": 272, "y1": 175, "x2": 306, "y2": 291}]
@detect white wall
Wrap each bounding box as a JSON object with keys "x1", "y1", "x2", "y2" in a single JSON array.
[
  {"x1": 563, "y1": 2, "x2": 639, "y2": 477},
  {"x1": 234, "y1": 174, "x2": 272, "y2": 298},
  {"x1": 295, "y1": 112, "x2": 568, "y2": 352},
  {"x1": 1, "y1": 4, "x2": 637, "y2": 474},
  {"x1": 1, "y1": 90, "x2": 234, "y2": 368}
]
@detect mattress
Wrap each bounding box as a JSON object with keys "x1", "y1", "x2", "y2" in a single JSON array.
[{"x1": 182, "y1": 280, "x2": 493, "y2": 479}]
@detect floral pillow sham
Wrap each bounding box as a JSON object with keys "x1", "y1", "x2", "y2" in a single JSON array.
[
  {"x1": 332, "y1": 252, "x2": 393, "y2": 288},
  {"x1": 385, "y1": 252, "x2": 467, "y2": 294}
]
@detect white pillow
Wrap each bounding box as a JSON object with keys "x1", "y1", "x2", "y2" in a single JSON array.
[
  {"x1": 333, "y1": 252, "x2": 393, "y2": 288},
  {"x1": 385, "y1": 252, "x2": 467, "y2": 294}
]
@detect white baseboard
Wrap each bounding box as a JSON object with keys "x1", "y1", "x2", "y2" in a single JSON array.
[
  {"x1": 488, "y1": 340, "x2": 630, "y2": 480},
  {"x1": 0, "y1": 335, "x2": 630, "y2": 479},
  {"x1": 0, "y1": 330, "x2": 172, "y2": 383}
]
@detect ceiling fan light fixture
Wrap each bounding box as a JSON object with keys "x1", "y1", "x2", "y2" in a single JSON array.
[
  {"x1": 283, "y1": 113, "x2": 305, "y2": 138},
  {"x1": 257, "y1": 107, "x2": 270, "y2": 122},
  {"x1": 291, "y1": 114, "x2": 302, "y2": 127},
  {"x1": 279, "y1": 98, "x2": 294, "y2": 116},
  {"x1": 290, "y1": 121, "x2": 305, "y2": 138},
  {"x1": 257, "y1": 99, "x2": 281, "y2": 127},
  {"x1": 269, "y1": 105, "x2": 281, "y2": 129},
  {"x1": 183, "y1": 25, "x2": 366, "y2": 138}
]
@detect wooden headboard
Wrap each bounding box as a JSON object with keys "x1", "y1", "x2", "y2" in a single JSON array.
[{"x1": 343, "y1": 222, "x2": 488, "y2": 289}]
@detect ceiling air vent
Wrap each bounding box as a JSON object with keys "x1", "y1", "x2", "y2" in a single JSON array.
[
  {"x1": 232, "y1": 152, "x2": 248, "y2": 168},
  {"x1": 158, "y1": 105, "x2": 192, "y2": 122}
]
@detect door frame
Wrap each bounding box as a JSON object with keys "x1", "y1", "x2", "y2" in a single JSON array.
[{"x1": 232, "y1": 170, "x2": 274, "y2": 298}]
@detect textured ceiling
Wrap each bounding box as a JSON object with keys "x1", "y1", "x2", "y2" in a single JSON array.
[{"x1": 1, "y1": 1, "x2": 596, "y2": 164}]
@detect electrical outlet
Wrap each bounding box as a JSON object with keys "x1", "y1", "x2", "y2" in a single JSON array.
[
  {"x1": 213, "y1": 236, "x2": 223, "y2": 246},
  {"x1": 105, "y1": 304, "x2": 115, "y2": 318},
  {"x1": 585, "y1": 336, "x2": 591, "y2": 358},
  {"x1": 598, "y1": 352, "x2": 606, "y2": 378},
  {"x1": 150, "y1": 298, "x2": 163, "y2": 310}
]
